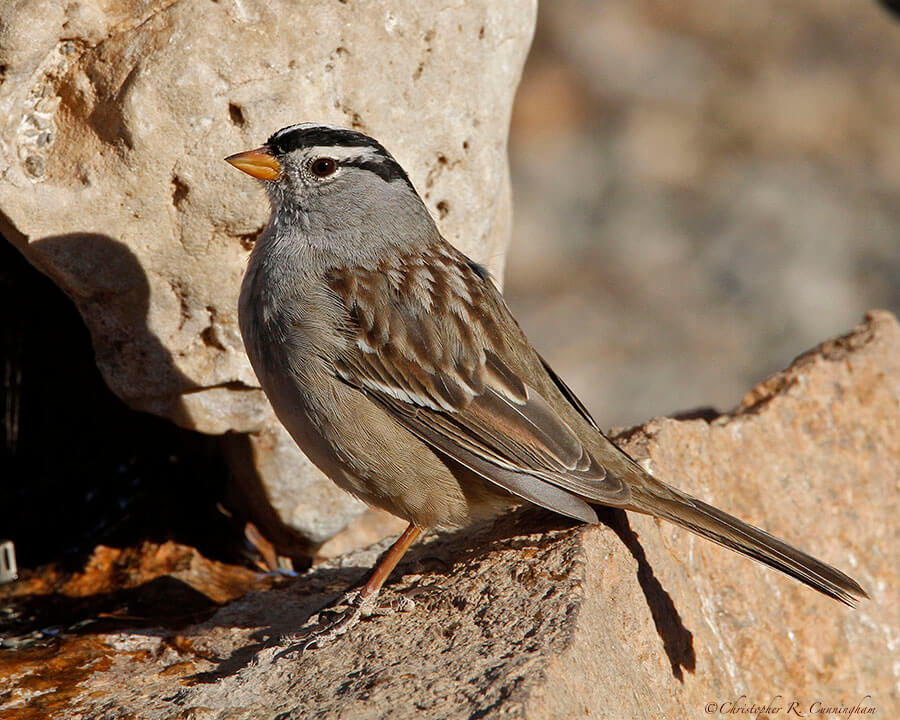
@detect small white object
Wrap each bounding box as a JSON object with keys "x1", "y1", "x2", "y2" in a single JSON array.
[{"x1": 0, "y1": 540, "x2": 17, "y2": 583}]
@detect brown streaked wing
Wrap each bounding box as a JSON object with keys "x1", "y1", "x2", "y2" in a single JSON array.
[{"x1": 325, "y1": 244, "x2": 632, "y2": 518}]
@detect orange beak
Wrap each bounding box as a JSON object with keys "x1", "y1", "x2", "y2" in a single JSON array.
[{"x1": 225, "y1": 147, "x2": 281, "y2": 181}]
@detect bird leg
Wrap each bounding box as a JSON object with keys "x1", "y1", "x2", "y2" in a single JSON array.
[{"x1": 288, "y1": 523, "x2": 422, "y2": 650}]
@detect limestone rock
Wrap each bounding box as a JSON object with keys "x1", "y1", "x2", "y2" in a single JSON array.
[
  {"x1": 0, "y1": 0, "x2": 536, "y2": 538},
  {"x1": 3, "y1": 311, "x2": 895, "y2": 718}
]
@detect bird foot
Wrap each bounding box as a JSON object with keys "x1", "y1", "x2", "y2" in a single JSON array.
[{"x1": 283, "y1": 589, "x2": 415, "y2": 652}]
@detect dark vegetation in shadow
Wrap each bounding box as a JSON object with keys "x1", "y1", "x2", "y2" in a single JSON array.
[
  {"x1": 0, "y1": 235, "x2": 254, "y2": 647},
  {"x1": 1, "y1": 236, "x2": 239, "y2": 568}
]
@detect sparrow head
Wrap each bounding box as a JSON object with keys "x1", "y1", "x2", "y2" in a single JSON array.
[
  {"x1": 226, "y1": 123, "x2": 416, "y2": 207},
  {"x1": 226, "y1": 124, "x2": 438, "y2": 257}
]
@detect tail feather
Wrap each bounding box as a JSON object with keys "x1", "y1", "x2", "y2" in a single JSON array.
[{"x1": 628, "y1": 480, "x2": 868, "y2": 607}]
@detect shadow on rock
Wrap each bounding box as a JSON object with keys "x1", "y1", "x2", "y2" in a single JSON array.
[
  {"x1": 28, "y1": 232, "x2": 199, "y2": 423},
  {"x1": 602, "y1": 508, "x2": 696, "y2": 681}
]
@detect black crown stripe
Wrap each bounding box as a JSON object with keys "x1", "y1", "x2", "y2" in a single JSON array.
[
  {"x1": 268, "y1": 126, "x2": 389, "y2": 157},
  {"x1": 266, "y1": 125, "x2": 413, "y2": 188}
]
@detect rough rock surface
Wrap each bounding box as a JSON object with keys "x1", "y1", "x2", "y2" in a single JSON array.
[
  {"x1": 0, "y1": 0, "x2": 536, "y2": 539},
  {"x1": 2, "y1": 311, "x2": 896, "y2": 719}
]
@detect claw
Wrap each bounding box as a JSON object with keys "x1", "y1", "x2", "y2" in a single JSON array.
[{"x1": 281, "y1": 589, "x2": 416, "y2": 653}]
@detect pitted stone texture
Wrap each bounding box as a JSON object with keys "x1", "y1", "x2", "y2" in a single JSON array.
[
  {"x1": 0, "y1": 0, "x2": 534, "y2": 432},
  {"x1": 4, "y1": 312, "x2": 894, "y2": 719}
]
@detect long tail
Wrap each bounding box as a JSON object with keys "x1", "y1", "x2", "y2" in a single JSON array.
[{"x1": 626, "y1": 476, "x2": 868, "y2": 606}]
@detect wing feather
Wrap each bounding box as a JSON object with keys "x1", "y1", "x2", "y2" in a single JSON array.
[{"x1": 327, "y1": 243, "x2": 631, "y2": 519}]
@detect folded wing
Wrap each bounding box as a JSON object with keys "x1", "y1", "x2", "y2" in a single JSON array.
[{"x1": 325, "y1": 243, "x2": 631, "y2": 523}]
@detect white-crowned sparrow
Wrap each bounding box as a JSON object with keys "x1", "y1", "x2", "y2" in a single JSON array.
[{"x1": 226, "y1": 123, "x2": 865, "y2": 644}]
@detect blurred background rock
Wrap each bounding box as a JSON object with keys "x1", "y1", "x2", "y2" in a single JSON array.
[{"x1": 506, "y1": 0, "x2": 900, "y2": 427}]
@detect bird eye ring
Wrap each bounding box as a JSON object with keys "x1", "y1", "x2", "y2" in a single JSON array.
[{"x1": 310, "y1": 157, "x2": 337, "y2": 178}]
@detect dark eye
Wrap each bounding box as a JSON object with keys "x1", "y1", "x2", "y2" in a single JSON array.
[{"x1": 310, "y1": 157, "x2": 336, "y2": 177}]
